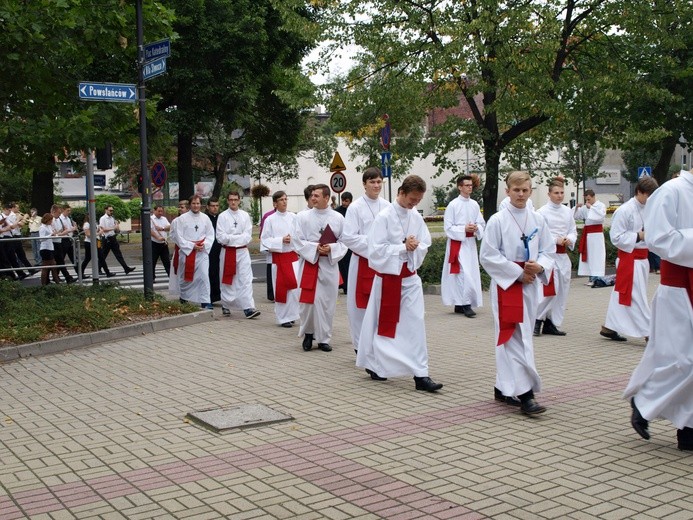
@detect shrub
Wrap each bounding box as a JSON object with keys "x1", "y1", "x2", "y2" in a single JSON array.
[{"x1": 418, "y1": 238, "x2": 491, "y2": 290}]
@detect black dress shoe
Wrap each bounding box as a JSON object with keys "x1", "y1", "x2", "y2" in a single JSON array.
[
  {"x1": 630, "y1": 398, "x2": 650, "y2": 440},
  {"x1": 106, "y1": 272, "x2": 116, "y2": 278},
  {"x1": 125, "y1": 267, "x2": 136, "y2": 274},
  {"x1": 302, "y1": 334, "x2": 313, "y2": 351},
  {"x1": 494, "y1": 387, "x2": 521, "y2": 406},
  {"x1": 366, "y1": 369, "x2": 387, "y2": 381},
  {"x1": 461, "y1": 305, "x2": 476, "y2": 318},
  {"x1": 281, "y1": 322, "x2": 293, "y2": 328},
  {"x1": 542, "y1": 318, "x2": 567, "y2": 336},
  {"x1": 677, "y1": 427, "x2": 693, "y2": 451},
  {"x1": 454, "y1": 305, "x2": 465, "y2": 314},
  {"x1": 600, "y1": 327, "x2": 627, "y2": 341},
  {"x1": 414, "y1": 376, "x2": 443, "y2": 392},
  {"x1": 318, "y1": 343, "x2": 332, "y2": 352},
  {"x1": 534, "y1": 320, "x2": 543, "y2": 336},
  {"x1": 520, "y1": 398, "x2": 546, "y2": 415}
]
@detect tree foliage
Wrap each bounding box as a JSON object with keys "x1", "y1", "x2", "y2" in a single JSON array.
[
  {"x1": 0, "y1": 0, "x2": 174, "y2": 211},
  {"x1": 151, "y1": 0, "x2": 321, "y2": 200},
  {"x1": 315, "y1": 0, "x2": 690, "y2": 217}
]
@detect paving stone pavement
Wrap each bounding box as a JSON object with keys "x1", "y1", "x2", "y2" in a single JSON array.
[{"x1": 1, "y1": 275, "x2": 692, "y2": 519}]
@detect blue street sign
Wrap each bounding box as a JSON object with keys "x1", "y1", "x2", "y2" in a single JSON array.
[
  {"x1": 637, "y1": 166, "x2": 652, "y2": 178},
  {"x1": 143, "y1": 58, "x2": 167, "y2": 81},
  {"x1": 381, "y1": 151, "x2": 392, "y2": 178},
  {"x1": 151, "y1": 161, "x2": 167, "y2": 188},
  {"x1": 78, "y1": 82, "x2": 136, "y2": 103},
  {"x1": 144, "y1": 39, "x2": 170, "y2": 62}
]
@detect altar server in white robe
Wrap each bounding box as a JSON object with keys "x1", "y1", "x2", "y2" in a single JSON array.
[
  {"x1": 216, "y1": 190, "x2": 260, "y2": 319},
  {"x1": 170, "y1": 196, "x2": 214, "y2": 308},
  {"x1": 356, "y1": 175, "x2": 443, "y2": 392},
  {"x1": 574, "y1": 190, "x2": 606, "y2": 282},
  {"x1": 261, "y1": 191, "x2": 299, "y2": 327},
  {"x1": 535, "y1": 178, "x2": 577, "y2": 336},
  {"x1": 441, "y1": 174, "x2": 485, "y2": 318},
  {"x1": 293, "y1": 184, "x2": 347, "y2": 352},
  {"x1": 480, "y1": 171, "x2": 554, "y2": 415},
  {"x1": 340, "y1": 167, "x2": 388, "y2": 354},
  {"x1": 624, "y1": 169, "x2": 693, "y2": 451},
  {"x1": 168, "y1": 200, "x2": 189, "y2": 298},
  {"x1": 599, "y1": 177, "x2": 658, "y2": 341}
]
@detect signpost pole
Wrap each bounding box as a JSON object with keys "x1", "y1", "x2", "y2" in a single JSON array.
[
  {"x1": 136, "y1": 0, "x2": 154, "y2": 298},
  {"x1": 85, "y1": 149, "x2": 100, "y2": 286}
]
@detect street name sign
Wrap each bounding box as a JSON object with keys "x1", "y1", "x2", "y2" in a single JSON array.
[
  {"x1": 144, "y1": 38, "x2": 170, "y2": 62},
  {"x1": 79, "y1": 82, "x2": 136, "y2": 103},
  {"x1": 143, "y1": 58, "x2": 167, "y2": 81}
]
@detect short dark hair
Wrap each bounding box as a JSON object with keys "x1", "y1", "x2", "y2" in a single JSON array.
[
  {"x1": 189, "y1": 195, "x2": 202, "y2": 204},
  {"x1": 312, "y1": 184, "x2": 331, "y2": 198},
  {"x1": 399, "y1": 175, "x2": 426, "y2": 195},
  {"x1": 154, "y1": 204, "x2": 164, "y2": 211},
  {"x1": 635, "y1": 177, "x2": 658, "y2": 196},
  {"x1": 226, "y1": 191, "x2": 241, "y2": 199},
  {"x1": 584, "y1": 189, "x2": 595, "y2": 198},
  {"x1": 272, "y1": 190, "x2": 287, "y2": 202},
  {"x1": 341, "y1": 192, "x2": 353, "y2": 202},
  {"x1": 303, "y1": 185, "x2": 315, "y2": 201},
  {"x1": 362, "y1": 167, "x2": 382, "y2": 183},
  {"x1": 207, "y1": 196, "x2": 219, "y2": 205},
  {"x1": 456, "y1": 175, "x2": 473, "y2": 187}
]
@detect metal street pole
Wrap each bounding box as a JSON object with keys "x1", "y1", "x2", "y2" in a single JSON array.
[
  {"x1": 85, "y1": 150, "x2": 100, "y2": 285},
  {"x1": 136, "y1": 0, "x2": 154, "y2": 298}
]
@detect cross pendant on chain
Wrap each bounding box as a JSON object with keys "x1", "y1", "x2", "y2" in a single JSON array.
[{"x1": 194, "y1": 225, "x2": 199, "y2": 232}]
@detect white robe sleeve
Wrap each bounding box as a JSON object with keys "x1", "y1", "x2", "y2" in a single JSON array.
[
  {"x1": 479, "y1": 214, "x2": 525, "y2": 290},
  {"x1": 644, "y1": 179, "x2": 693, "y2": 267},
  {"x1": 609, "y1": 203, "x2": 637, "y2": 253},
  {"x1": 367, "y1": 207, "x2": 408, "y2": 275},
  {"x1": 292, "y1": 212, "x2": 319, "y2": 263}
]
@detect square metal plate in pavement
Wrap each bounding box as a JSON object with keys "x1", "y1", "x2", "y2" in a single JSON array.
[{"x1": 186, "y1": 404, "x2": 293, "y2": 433}]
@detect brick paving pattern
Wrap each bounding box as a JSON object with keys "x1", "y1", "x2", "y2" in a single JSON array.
[{"x1": 1, "y1": 276, "x2": 692, "y2": 519}]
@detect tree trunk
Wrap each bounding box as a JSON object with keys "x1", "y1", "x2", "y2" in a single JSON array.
[
  {"x1": 653, "y1": 134, "x2": 678, "y2": 185},
  {"x1": 482, "y1": 145, "x2": 502, "y2": 220},
  {"x1": 31, "y1": 157, "x2": 56, "y2": 214},
  {"x1": 177, "y1": 131, "x2": 194, "y2": 200}
]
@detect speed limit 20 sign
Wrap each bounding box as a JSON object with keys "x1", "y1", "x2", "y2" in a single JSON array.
[{"x1": 330, "y1": 171, "x2": 347, "y2": 193}]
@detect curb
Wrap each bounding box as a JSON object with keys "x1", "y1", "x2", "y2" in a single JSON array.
[{"x1": 0, "y1": 310, "x2": 214, "y2": 363}]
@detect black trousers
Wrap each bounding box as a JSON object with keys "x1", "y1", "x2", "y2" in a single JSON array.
[
  {"x1": 51, "y1": 240, "x2": 73, "y2": 281},
  {"x1": 101, "y1": 235, "x2": 130, "y2": 271},
  {"x1": 151, "y1": 241, "x2": 170, "y2": 278},
  {"x1": 82, "y1": 242, "x2": 111, "y2": 275}
]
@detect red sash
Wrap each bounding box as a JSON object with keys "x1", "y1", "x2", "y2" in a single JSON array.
[
  {"x1": 543, "y1": 271, "x2": 556, "y2": 297},
  {"x1": 660, "y1": 260, "x2": 693, "y2": 306},
  {"x1": 221, "y1": 245, "x2": 247, "y2": 285},
  {"x1": 376, "y1": 264, "x2": 416, "y2": 338},
  {"x1": 184, "y1": 250, "x2": 196, "y2": 282},
  {"x1": 272, "y1": 251, "x2": 299, "y2": 303},
  {"x1": 543, "y1": 244, "x2": 565, "y2": 296},
  {"x1": 497, "y1": 262, "x2": 525, "y2": 346},
  {"x1": 173, "y1": 245, "x2": 180, "y2": 275},
  {"x1": 355, "y1": 254, "x2": 376, "y2": 309},
  {"x1": 614, "y1": 248, "x2": 649, "y2": 306},
  {"x1": 184, "y1": 239, "x2": 206, "y2": 282},
  {"x1": 299, "y1": 260, "x2": 320, "y2": 304},
  {"x1": 448, "y1": 233, "x2": 475, "y2": 275},
  {"x1": 578, "y1": 224, "x2": 603, "y2": 262}
]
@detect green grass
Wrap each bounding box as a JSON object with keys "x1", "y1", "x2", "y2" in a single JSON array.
[{"x1": 0, "y1": 281, "x2": 198, "y2": 346}]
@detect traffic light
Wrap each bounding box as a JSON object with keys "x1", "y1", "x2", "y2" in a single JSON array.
[
  {"x1": 95, "y1": 143, "x2": 112, "y2": 170},
  {"x1": 137, "y1": 173, "x2": 144, "y2": 194}
]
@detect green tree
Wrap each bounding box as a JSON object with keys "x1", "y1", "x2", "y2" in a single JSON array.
[
  {"x1": 0, "y1": 0, "x2": 174, "y2": 212},
  {"x1": 317, "y1": 0, "x2": 651, "y2": 218},
  {"x1": 151, "y1": 0, "x2": 319, "y2": 201}
]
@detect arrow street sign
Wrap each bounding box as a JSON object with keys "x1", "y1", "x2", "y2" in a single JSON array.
[
  {"x1": 381, "y1": 151, "x2": 392, "y2": 178},
  {"x1": 637, "y1": 166, "x2": 652, "y2": 178},
  {"x1": 78, "y1": 82, "x2": 136, "y2": 103},
  {"x1": 144, "y1": 38, "x2": 170, "y2": 62},
  {"x1": 143, "y1": 58, "x2": 167, "y2": 81}
]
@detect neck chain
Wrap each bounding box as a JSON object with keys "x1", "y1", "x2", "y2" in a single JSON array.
[
  {"x1": 508, "y1": 208, "x2": 530, "y2": 240},
  {"x1": 396, "y1": 206, "x2": 410, "y2": 242},
  {"x1": 365, "y1": 197, "x2": 382, "y2": 220}
]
